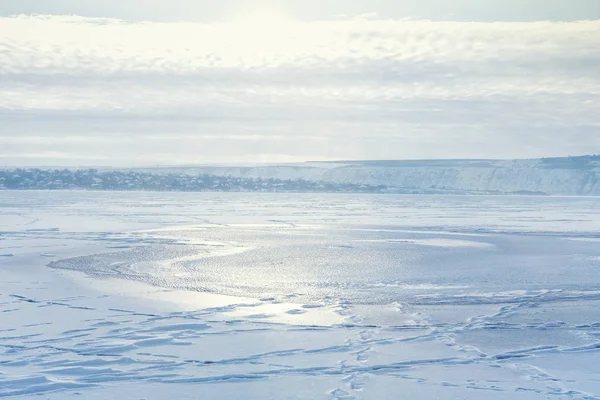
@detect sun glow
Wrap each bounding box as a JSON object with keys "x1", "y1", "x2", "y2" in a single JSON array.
[
  {"x1": 218, "y1": 9, "x2": 298, "y2": 54},
  {"x1": 228, "y1": 9, "x2": 293, "y2": 28}
]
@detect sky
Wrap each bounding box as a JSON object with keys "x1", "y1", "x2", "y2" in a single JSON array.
[{"x1": 1, "y1": 1, "x2": 599, "y2": 166}]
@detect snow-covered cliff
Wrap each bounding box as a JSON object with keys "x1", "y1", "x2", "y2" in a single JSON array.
[{"x1": 138, "y1": 156, "x2": 600, "y2": 195}]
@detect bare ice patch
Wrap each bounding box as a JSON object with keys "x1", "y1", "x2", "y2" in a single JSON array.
[
  {"x1": 367, "y1": 282, "x2": 470, "y2": 290},
  {"x1": 357, "y1": 238, "x2": 494, "y2": 248}
]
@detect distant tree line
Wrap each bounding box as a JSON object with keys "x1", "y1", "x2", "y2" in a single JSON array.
[{"x1": 0, "y1": 168, "x2": 388, "y2": 193}]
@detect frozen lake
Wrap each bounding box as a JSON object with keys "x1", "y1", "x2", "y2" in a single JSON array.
[
  {"x1": 49, "y1": 197, "x2": 600, "y2": 306},
  {"x1": 2, "y1": 191, "x2": 600, "y2": 399}
]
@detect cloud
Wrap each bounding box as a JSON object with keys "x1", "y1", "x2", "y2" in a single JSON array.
[
  {"x1": 2, "y1": 0, "x2": 599, "y2": 22},
  {"x1": 0, "y1": 15, "x2": 599, "y2": 165}
]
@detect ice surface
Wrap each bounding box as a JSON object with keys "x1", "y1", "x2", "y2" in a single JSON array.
[{"x1": 1, "y1": 191, "x2": 600, "y2": 399}]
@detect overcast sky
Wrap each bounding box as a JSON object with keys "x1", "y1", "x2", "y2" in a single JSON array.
[{"x1": 1, "y1": 1, "x2": 599, "y2": 166}]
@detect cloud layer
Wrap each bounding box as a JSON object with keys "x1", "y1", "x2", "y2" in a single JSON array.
[{"x1": 1, "y1": 15, "x2": 599, "y2": 165}]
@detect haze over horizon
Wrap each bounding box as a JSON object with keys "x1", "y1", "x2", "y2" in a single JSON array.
[
  {"x1": 1, "y1": 0, "x2": 599, "y2": 166},
  {"x1": 3, "y1": 154, "x2": 600, "y2": 170}
]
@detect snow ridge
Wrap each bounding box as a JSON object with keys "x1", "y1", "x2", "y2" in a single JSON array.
[{"x1": 134, "y1": 155, "x2": 600, "y2": 195}]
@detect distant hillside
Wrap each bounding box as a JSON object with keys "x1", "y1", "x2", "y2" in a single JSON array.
[
  {"x1": 0, "y1": 169, "x2": 386, "y2": 193},
  {"x1": 129, "y1": 155, "x2": 600, "y2": 196},
  {"x1": 4, "y1": 155, "x2": 600, "y2": 195}
]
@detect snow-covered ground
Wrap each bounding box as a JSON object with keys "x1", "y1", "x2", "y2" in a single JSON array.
[{"x1": 2, "y1": 191, "x2": 600, "y2": 399}]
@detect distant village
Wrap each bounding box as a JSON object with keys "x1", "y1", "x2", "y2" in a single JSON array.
[{"x1": 0, "y1": 168, "x2": 387, "y2": 193}]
